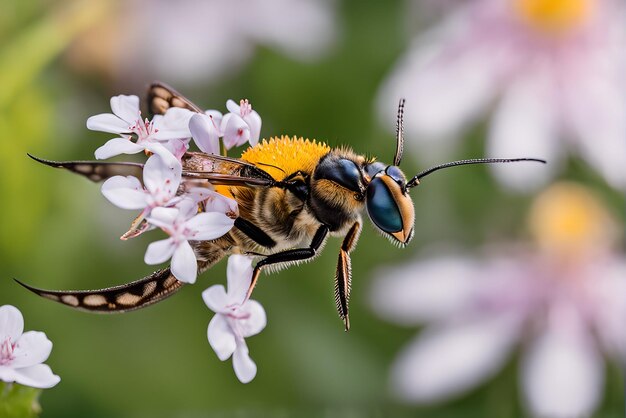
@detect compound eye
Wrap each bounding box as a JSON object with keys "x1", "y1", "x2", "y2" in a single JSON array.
[
  {"x1": 366, "y1": 177, "x2": 402, "y2": 233},
  {"x1": 320, "y1": 158, "x2": 362, "y2": 192},
  {"x1": 365, "y1": 161, "x2": 386, "y2": 178},
  {"x1": 385, "y1": 166, "x2": 406, "y2": 189}
]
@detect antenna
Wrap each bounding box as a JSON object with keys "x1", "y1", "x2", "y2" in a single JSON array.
[
  {"x1": 393, "y1": 98, "x2": 405, "y2": 167},
  {"x1": 406, "y1": 158, "x2": 546, "y2": 189}
]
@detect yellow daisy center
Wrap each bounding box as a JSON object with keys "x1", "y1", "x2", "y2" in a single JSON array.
[
  {"x1": 527, "y1": 182, "x2": 616, "y2": 257},
  {"x1": 514, "y1": 0, "x2": 593, "y2": 34}
]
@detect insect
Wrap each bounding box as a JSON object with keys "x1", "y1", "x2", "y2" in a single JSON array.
[{"x1": 17, "y1": 82, "x2": 545, "y2": 330}]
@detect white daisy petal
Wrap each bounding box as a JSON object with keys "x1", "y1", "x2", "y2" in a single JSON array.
[
  {"x1": 207, "y1": 315, "x2": 236, "y2": 361},
  {"x1": 171, "y1": 241, "x2": 198, "y2": 283},
  {"x1": 0, "y1": 305, "x2": 24, "y2": 342},
  {"x1": 522, "y1": 326, "x2": 603, "y2": 418},
  {"x1": 95, "y1": 137, "x2": 144, "y2": 160},
  {"x1": 390, "y1": 316, "x2": 519, "y2": 403},
  {"x1": 487, "y1": 74, "x2": 561, "y2": 191},
  {"x1": 232, "y1": 343, "x2": 257, "y2": 384},
  {"x1": 144, "y1": 238, "x2": 176, "y2": 265}
]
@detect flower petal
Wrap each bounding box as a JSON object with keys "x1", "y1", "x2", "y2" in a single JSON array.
[
  {"x1": 202, "y1": 285, "x2": 228, "y2": 313},
  {"x1": 221, "y1": 114, "x2": 249, "y2": 149},
  {"x1": 225, "y1": 99, "x2": 240, "y2": 114},
  {"x1": 0, "y1": 305, "x2": 24, "y2": 342},
  {"x1": 207, "y1": 314, "x2": 236, "y2": 361},
  {"x1": 86, "y1": 113, "x2": 131, "y2": 134},
  {"x1": 202, "y1": 190, "x2": 238, "y2": 215},
  {"x1": 487, "y1": 74, "x2": 561, "y2": 191},
  {"x1": 101, "y1": 176, "x2": 147, "y2": 210},
  {"x1": 189, "y1": 114, "x2": 220, "y2": 155},
  {"x1": 171, "y1": 241, "x2": 198, "y2": 283},
  {"x1": 521, "y1": 323, "x2": 603, "y2": 418},
  {"x1": 11, "y1": 331, "x2": 52, "y2": 368},
  {"x1": 95, "y1": 137, "x2": 144, "y2": 160},
  {"x1": 232, "y1": 342, "x2": 257, "y2": 384},
  {"x1": 144, "y1": 238, "x2": 176, "y2": 265},
  {"x1": 238, "y1": 300, "x2": 266, "y2": 338},
  {"x1": 226, "y1": 255, "x2": 254, "y2": 303},
  {"x1": 370, "y1": 256, "x2": 479, "y2": 325},
  {"x1": 243, "y1": 111, "x2": 262, "y2": 146},
  {"x1": 110, "y1": 95, "x2": 140, "y2": 124},
  {"x1": 10, "y1": 364, "x2": 60, "y2": 389},
  {"x1": 205, "y1": 110, "x2": 223, "y2": 131},
  {"x1": 390, "y1": 316, "x2": 519, "y2": 403},
  {"x1": 154, "y1": 107, "x2": 193, "y2": 140},
  {"x1": 147, "y1": 206, "x2": 179, "y2": 228},
  {"x1": 186, "y1": 212, "x2": 235, "y2": 241},
  {"x1": 143, "y1": 154, "x2": 182, "y2": 198}
]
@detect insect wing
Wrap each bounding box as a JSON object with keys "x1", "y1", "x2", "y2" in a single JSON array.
[
  {"x1": 28, "y1": 154, "x2": 144, "y2": 183},
  {"x1": 147, "y1": 81, "x2": 204, "y2": 116}
]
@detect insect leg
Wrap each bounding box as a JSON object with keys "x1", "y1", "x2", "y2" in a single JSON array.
[
  {"x1": 335, "y1": 222, "x2": 361, "y2": 331},
  {"x1": 234, "y1": 217, "x2": 277, "y2": 249},
  {"x1": 245, "y1": 225, "x2": 330, "y2": 301}
]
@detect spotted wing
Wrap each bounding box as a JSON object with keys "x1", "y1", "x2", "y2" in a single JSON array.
[
  {"x1": 147, "y1": 81, "x2": 204, "y2": 116},
  {"x1": 15, "y1": 268, "x2": 183, "y2": 313},
  {"x1": 28, "y1": 154, "x2": 144, "y2": 183}
]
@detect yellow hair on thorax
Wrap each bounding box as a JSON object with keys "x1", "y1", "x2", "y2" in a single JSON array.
[{"x1": 241, "y1": 135, "x2": 331, "y2": 180}]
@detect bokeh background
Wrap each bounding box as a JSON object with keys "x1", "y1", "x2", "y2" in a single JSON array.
[{"x1": 1, "y1": 0, "x2": 624, "y2": 417}]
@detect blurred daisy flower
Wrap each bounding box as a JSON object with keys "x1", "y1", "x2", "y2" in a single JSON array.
[
  {"x1": 370, "y1": 182, "x2": 625, "y2": 417},
  {"x1": 0, "y1": 305, "x2": 60, "y2": 389},
  {"x1": 67, "y1": 0, "x2": 337, "y2": 85},
  {"x1": 377, "y1": 0, "x2": 626, "y2": 190},
  {"x1": 202, "y1": 255, "x2": 267, "y2": 383}
]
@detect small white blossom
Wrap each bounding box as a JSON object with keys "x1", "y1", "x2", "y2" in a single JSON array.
[
  {"x1": 202, "y1": 255, "x2": 266, "y2": 383},
  {"x1": 145, "y1": 199, "x2": 235, "y2": 283},
  {"x1": 101, "y1": 154, "x2": 182, "y2": 216},
  {"x1": 87, "y1": 94, "x2": 192, "y2": 163},
  {"x1": 220, "y1": 99, "x2": 262, "y2": 149},
  {"x1": 189, "y1": 113, "x2": 221, "y2": 155},
  {"x1": 0, "y1": 305, "x2": 60, "y2": 389}
]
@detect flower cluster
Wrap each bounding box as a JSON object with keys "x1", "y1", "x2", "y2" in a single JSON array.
[{"x1": 88, "y1": 93, "x2": 266, "y2": 382}]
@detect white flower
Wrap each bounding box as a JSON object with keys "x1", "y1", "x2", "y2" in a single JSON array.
[
  {"x1": 0, "y1": 305, "x2": 60, "y2": 389},
  {"x1": 88, "y1": 95, "x2": 192, "y2": 163},
  {"x1": 370, "y1": 182, "x2": 624, "y2": 417},
  {"x1": 220, "y1": 99, "x2": 262, "y2": 148},
  {"x1": 377, "y1": 0, "x2": 626, "y2": 191},
  {"x1": 202, "y1": 255, "x2": 266, "y2": 383},
  {"x1": 101, "y1": 154, "x2": 182, "y2": 216},
  {"x1": 189, "y1": 113, "x2": 221, "y2": 155},
  {"x1": 144, "y1": 199, "x2": 235, "y2": 283}
]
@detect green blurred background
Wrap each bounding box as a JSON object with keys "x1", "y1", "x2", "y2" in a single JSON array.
[{"x1": 0, "y1": 0, "x2": 623, "y2": 417}]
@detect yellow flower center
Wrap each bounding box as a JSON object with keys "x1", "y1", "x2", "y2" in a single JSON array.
[
  {"x1": 527, "y1": 182, "x2": 616, "y2": 257},
  {"x1": 514, "y1": 0, "x2": 593, "y2": 34}
]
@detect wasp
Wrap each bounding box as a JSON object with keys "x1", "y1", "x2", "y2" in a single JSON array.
[{"x1": 18, "y1": 83, "x2": 545, "y2": 330}]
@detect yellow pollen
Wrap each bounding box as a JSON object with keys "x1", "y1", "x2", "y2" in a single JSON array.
[
  {"x1": 527, "y1": 182, "x2": 617, "y2": 256},
  {"x1": 514, "y1": 0, "x2": 593, "y2": 34}
]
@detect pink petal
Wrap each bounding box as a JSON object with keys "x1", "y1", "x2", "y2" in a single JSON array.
[
  {"x1": 390, "y1": 317, "x2": 519, "y2": 403},
  {"x1": 11, "y1": 331, "x2": 52, "y2": 368},
  {"x1": 221, "y1": 114, "x2": 249, "y2": 149},
  {"x1": 233, "y1": 343, "x2": 257, "y2": 384},
  {"x1": 101, "y1": 176, "x2": 147, "y2": 210},
  {"x1": 0, "y1": 305, "x2": 24, "y2": 342},
  {"x1": 205, "y1": 110, "x2": 223, "y2": 131},
  {"x1": 143, "y1": 154, "x2": 182, "y2": 198},
  {"x1": 162, "y1": 138, "x2": 189, "y2": 160},
  {"x1": 144, "y1": 238, "x2": 176, "y2": 265},
  {"x1": 370, "y1": 257, "x2": 480, "y2": 325},
  {"x1": 95, "y1": 137, "x2": 144, "y2": 160},
  {"x1": 202, "y1": 285, "x2": 229, "y2": 313},
  {"x1": 487, "y1": 74, "x2": 560, "y2": 191},
  {"x1": 522, "y1": 325, "x2": 602, "y2": 418},
  {"x1": 226, "y1": 255, "x2": 254, "y2": 304},
  {"x1": 189, "y1": 114, "x2": 220, "y2": 155},
  {"x1": 171, "y1": 241, "x2": 198, "y2": 283},
  {"x1": 11, "y1": 364, "x2": 60, "y2": 389},
  {"x1": 237, "y1": 300, "x2": 266, "y2": 338},
  {"x1": 207, "y1": 314, "x2": 236, "y2": 361},
  {"x1": 243, "y1": 111, "x2": 262, "y2": 146},
  {"x1": 86, "y1": 114, "x2": 130, "y2": 134},
  {"x1": 186, "y1": 212, "x2": 235, "y2": 241},
  {"x1": 225, "y1": 99, "x2": 240, "y2": 114},
  {"x1": 110, "y1": 95, "x2": 140, "y2": 123}
]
